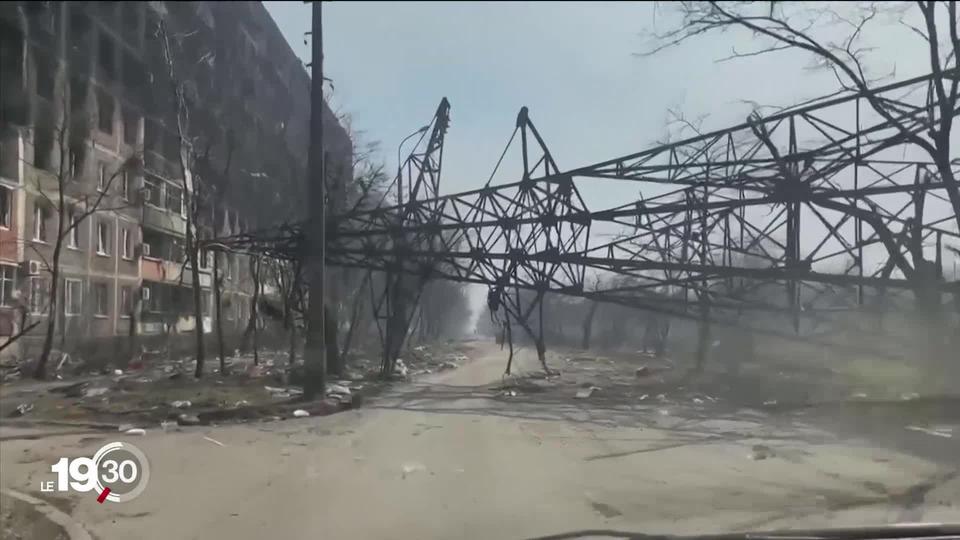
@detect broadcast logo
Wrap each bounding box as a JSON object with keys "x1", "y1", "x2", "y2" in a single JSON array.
[{"x1": 40, "y1": 441, "x2": 150, "y2": 503}]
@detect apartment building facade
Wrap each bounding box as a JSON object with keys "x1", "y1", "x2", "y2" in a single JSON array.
[{"x1": 0, "y1": 1, "x2": 352, "y2": 358}]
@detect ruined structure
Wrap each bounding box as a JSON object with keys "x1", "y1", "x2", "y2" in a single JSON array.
[{"x1": 0, "y1": 1, "x2": 351, "y2": 360}]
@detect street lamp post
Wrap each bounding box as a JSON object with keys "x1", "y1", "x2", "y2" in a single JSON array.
[{"x1": 396, "y1": 126, "x2": 429, "y2": 206}]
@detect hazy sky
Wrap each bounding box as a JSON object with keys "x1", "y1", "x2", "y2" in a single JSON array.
[
  {"x1": 263, "y1": 2, "x2": 955, "y2": 284},
  {"x1": 264, "y1": 2, "x2": 918, "y2": 196}
]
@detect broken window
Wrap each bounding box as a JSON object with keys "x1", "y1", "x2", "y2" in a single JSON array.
[
  {"x1": 67, "y1": 206, "x2": 80, "y2": 249},
  {"x1": 68, "y1": 9, "x2": 91, "y2": 58},
  {"x1": 121, "y1": 2, "x2": 140, "y2": 48},
  {"x1": 119, "y1": 285, "x2": 132, "y2": 317},
  {"x1": 34, "y1": 48, "x2": 54, "y2": 100},
  {"x1": 121, "y1": 170, "x2": 131, "y2": 200},
  {"x1": 33, "y1": 203, "x2": 50, "y2": 242},
  {"x1": 143, "y1": 176, "x2": 163, "y2": 206},
  {"x1": 97, "y1": 88, "x2": 114, "y2": 133},
  {"x1": 29, "y1": 277, "x2": 49, "y2": 315},
  {"x1": 70, "y1": 77, "x2": 89, "y2": 115},
  {"x1": 93, "y1": 282, "x2": 109, "y2": 316},
  {"x1": 0, "y1": 186, "x2": 10, "y2": 228},
  {"x1": 64, "y1": 278, "x2": 83, "y2": 316},
  {"x1": 33, "y1": 126, "x2": 53, "y2": 171},
  {"x1": 0, "y1": 264, "x2": 15, "y2": 307},
  {"x1": 97, "y1": 162, "x2": 107, "y2": 191},
  {"x1": 122, "y1": 107, "x2": 139, "y2": 145},
  {"x1": 122, "y1": 51, "x2": 144, "y2": 93},
  {"x1": 165, "y1": 184, "x2": 183, "y2": 215},
  {"x1": 121, "y1": 227, "x2": 132, "y2": 259},
  {"x1": 98, "y1": 32, "x2": 115, "y2": 81},
  {"x1": 96, "y1": 220, "x2": 110, "y2": 255}
]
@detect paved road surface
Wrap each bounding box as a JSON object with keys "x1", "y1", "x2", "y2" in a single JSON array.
[{"x1": 1, "y1": 343, "x2": 958, "y2": 539}]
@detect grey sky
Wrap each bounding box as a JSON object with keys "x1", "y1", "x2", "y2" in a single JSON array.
[{"x1": 263, "y1": 2, "x2": 940, "y2": 195}]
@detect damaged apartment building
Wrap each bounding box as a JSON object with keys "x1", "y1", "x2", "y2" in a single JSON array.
[{"x1": 0, "y1": 1, "x2": 353, "y2": 358}]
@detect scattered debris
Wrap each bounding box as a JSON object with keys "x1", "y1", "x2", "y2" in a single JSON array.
[
  {"x1": 233, "y1": 400, "x2": 250, "y2": 408},
  {"x1": 657, "y1": 408, "x2": 670, "y2": 416},
  {"x1": 656, "y1": 393, "x2": 666, "y2": 401},
  {"x1": 124, "y1": 428, "x2": 146, "y2": 436},
  {"x1": 52, "y1": 381, "x2": 90, "y2": 398},
  {"x1": 83, "y1": 387, "x2": 109, "y2": 398},
  {"x1": 762, "y1": 400, "x2": 778, "y2": 406},
  {"x1": 401, "y1": 461, "x2": 426, "y2": 478},
  {"x1": 635, "y1": 366, "x2": 650, "y2": 377},
  {"x1": 900, "y1": 392, "x2": 920, "y2": 401},
  {"x1": 394, "y1": 359, "x2": 409, "y2": 378},
  {"x1": 177, "y1": 413, "x2": 201, "y2": 426},
  {"x1": 327, "y1": 384, "x2": 351, "y2": 396},
  {"x1": 203, "y1": 436, "x2": 225, "y2": 447},
  {"x1": 264, "y1": 386, "x2": 303, "y2": 398},
  {"x1": 692, "y1": 397, "x2": 704, "y2": 405},
  {"x1": 118, "y1": 423, "x2": 136, "y2": 432},
  {"x1": 113, "y1": 369, "x2": 123, "y2": 376},
  {"x1": 906, "y1": 425, "x2": 953, "y2": 438},
  {"x1": 638, "y1": 394, "x2": 649, "y2": 401},
  {"x1": 437, "y1": 361, "x2": 458, "y2": 371},
  {"x1": 850, "y1": 392, "x2": 868, "y2": 399},
  {"x1": 292, "y1": 409, "x2": 310, "y2": 418},
  {"x1": 501, "y1": 390, "x2": 517, "y2": 397},
  {"x1": 750, "y1": 444, "x2": 774, "y2": 460},
  {"x1": 170, "y1": 400, "x2": 192, "y2": 409},
  {"x1": 575, "y1": 386, "x2": 601, "y2": 399},
  {"x1": 160, "y1": 421, "x2": 176, "y2": 432},
  {"x1": 10, "y1": 403, "x2": 33, "y2": 417}
]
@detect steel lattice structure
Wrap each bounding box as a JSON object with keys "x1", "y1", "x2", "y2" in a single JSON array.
[{"x1": 214, "y1": 71, "x2": 960, "y2": 371}]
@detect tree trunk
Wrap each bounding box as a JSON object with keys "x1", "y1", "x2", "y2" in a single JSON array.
[
  {"x1": 213, "y1": 252, "x2": 226, "y2": 374},
  {"x1": 324, "y1": 303, "x2": 341, "y2": 375},
  {"x1": 340, "y1": 271, "x2": 370, "y2": 360},
  {"x1": 187, "y1": 220, "x2": 205, "y2": 378},
  {"x1": 580, "y1": 301, "x2": 599, "y2": 350},
  {"x1": 35, "y1": 251, "x2": 60, "y2": 379}
]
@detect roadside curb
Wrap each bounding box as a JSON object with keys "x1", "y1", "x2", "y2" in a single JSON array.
[{"x1": 1, "y1": 488, "x2": 93, "y2": 540}]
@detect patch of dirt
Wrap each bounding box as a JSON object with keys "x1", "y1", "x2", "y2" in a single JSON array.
[{"x1": 0, "y1": 494, "x2": 68, "y2": 540}]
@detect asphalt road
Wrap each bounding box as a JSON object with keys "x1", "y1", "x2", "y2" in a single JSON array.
[{"x1": 1, "y1": 342, "x2": 958, "y2": 539}]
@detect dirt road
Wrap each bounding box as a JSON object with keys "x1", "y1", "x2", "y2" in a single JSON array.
[{"x1": 1, "y1": 342, "x2": 958, "y2": 539}]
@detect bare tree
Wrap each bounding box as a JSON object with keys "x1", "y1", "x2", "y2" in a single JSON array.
[
  {"x1": 157, "y1": 21, "x2": 206, "y2": 378},
  {"x1": 645, "y1": 1, "x2": 960, "y2": 231},
  {"x1": 31, "y1": 77, "x2": 140, "y2": 379}
]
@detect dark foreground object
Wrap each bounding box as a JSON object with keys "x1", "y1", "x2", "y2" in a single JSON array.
[{"x1": 526, "y1": 523, "x2": 960, "y2": 540}]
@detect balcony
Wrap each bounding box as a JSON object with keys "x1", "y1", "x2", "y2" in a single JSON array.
[{"x1": 141, "y1": 202, "x2": 185, "y2": 236}]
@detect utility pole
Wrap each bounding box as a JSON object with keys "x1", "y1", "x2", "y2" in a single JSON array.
[{"x1": 304, "y1": 0, "x2": 326, "y2": 399}]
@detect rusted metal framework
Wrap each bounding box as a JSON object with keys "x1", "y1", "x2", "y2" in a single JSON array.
[{"x1": 214, "y1": 72, "x2": 960, "y2": 370}]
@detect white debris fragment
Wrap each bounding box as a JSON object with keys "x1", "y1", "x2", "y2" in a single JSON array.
[
  {"x1": 114, "y1": 369, "x2": 123, "y2": 376},
  {"x1": 692, "y1": 398, "x2": 704, "y2": 404},
  {"x1": 763, "y1": 400, "x2": 778, "y2": 406},
  {"x1": 638, "y1": 394, "x2": 649, "y2": 401},
  {"x1": 851, "y1": 392, "x2": 868, "y2": 399},
  {"x1": 203, "y1": 436, "x2": 226, "y2": 447},
  {"x1": 292, "y1": 409, "x2": 310, "y2": 418},
  {"x1": 575, "y1": 386, "x2": 601, "y2": 399},
  {"x1": 326, "y1": 384, "x2": 351, "y2": 396},
  {"x1": 401, "y1": 462, "x2": 426, "y2": 478},
  {"x1": 170, "y1": 400, "x2": 192, "y2": 409},
  {"x1": 906, "y1": 425, "x2": 953, "y2": 438},
  {"x1": 124, "y1": 428, "x2": 146, "y2": 436},
  {"x1": 900, "y1": 392, "x2": 920, "y2": 401},
  {"x1": 83, "y1": 387, "x2": 109, "y2": 398}
]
